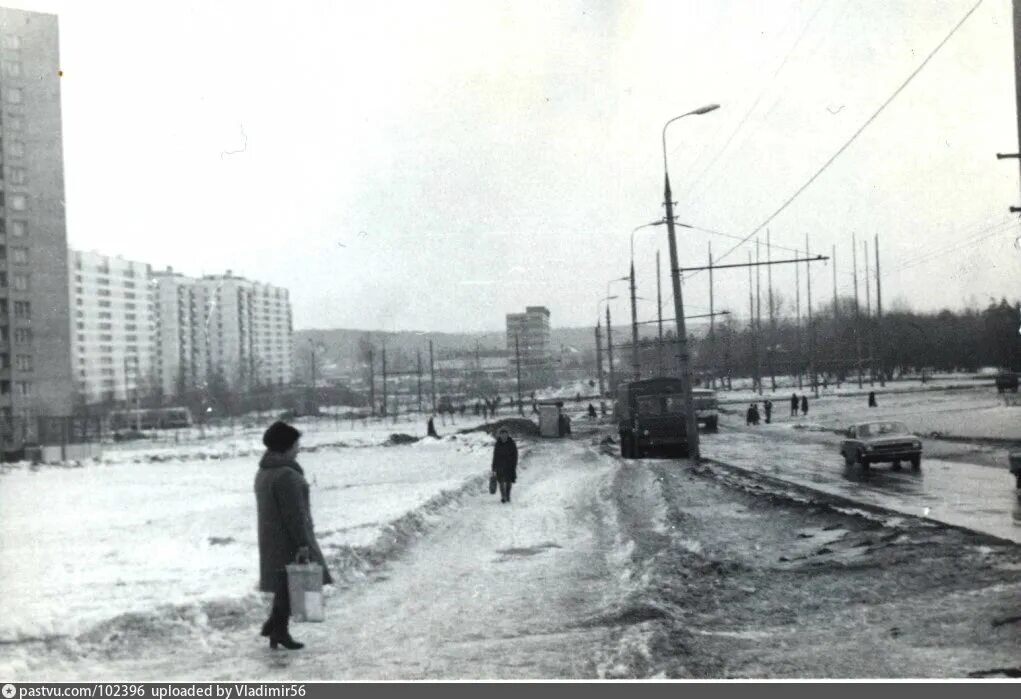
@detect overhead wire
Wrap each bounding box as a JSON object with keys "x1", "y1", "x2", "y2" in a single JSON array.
[
  {"x1": 677, "y1": 0, "x2": 831, "y2": 205},
  {"x1": 684, "y1": 0, "x2": 988, "y2": 282}
]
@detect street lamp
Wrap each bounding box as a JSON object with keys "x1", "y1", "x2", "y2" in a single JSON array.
[
  {"x1": 629, "y1": 221, "x2": 667, "y2": 380},
  {"x1": 662, "y1": 103, "x2": 720, "y2": 462},
  {"x1": 605, "y1": 277, "x2": 628, "y2": 394},
  {"x1": 596, "y1": 295, "x2": 619, "y2": 398}
]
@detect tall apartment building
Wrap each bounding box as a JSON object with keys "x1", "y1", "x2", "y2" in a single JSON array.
[
  {"x1": 151, "y1": 268, "x2": 292, "y2": 398},
  {"x1": 506, "y1": 306, "x2": 552, "y2": 371},
  {"x1": 0, "y1": 9, "x2": 73, "y2": 442},
  {"x1": 69, "y1": 251, "x2": 156, "y2": 404},
  {"x1": 152, "y1": 268, "x2": 209, "y2": 397},
  {"x1": 197, "y1": 271, "x2": 293, "y2": 390}
]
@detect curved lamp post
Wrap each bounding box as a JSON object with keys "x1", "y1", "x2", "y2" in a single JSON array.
[{"x1": 662, "y1": 103, "x2": 720, "y2": 462}]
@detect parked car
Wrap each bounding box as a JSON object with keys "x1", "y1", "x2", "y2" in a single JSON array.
[
  {"x1": 840, "y1": 421, "x2": 922, "y2": 471},
  {"x1": 692, "y1": 388, "x2": 719, "y2": 432},
  {"x1": 1009, "y1": 451, "x2": 1021, "y2": 490},
  {"x1": 995, "y1": 372, "x2": 1019, "y2": 393}
]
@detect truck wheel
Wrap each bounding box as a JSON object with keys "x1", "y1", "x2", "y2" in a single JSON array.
[
  {"x1": 910, "y1": 455, "x2": 921, "y2": 470},
  {"x1": 620, "y1": 436, "x2": 630, "y2": 459},
  {"x1": 844, "y1": 450, "x2": 855, "y2": 468},
  {"x1": 859, "y1": 452, "x2": 870, "y2": 471},
  {"x1": 892, "y1": 460, "x2": 902, "y2": 471},
  {"x1": 706, "y1": 417, "x2": 719, "y2": 433}
]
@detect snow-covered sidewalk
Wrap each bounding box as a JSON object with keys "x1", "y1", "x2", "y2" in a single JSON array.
[{"x1": 12, "y1": 439, "x2": 653, "y2": 681}]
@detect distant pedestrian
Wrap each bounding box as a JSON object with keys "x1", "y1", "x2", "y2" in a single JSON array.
[
  {"x1": 427, "y1": 416, "x2": 439, "y2": 438},
  {"x1": 800, "y1": 395, "x2": 809, "y2": 416},
  {"x1": 868, "y1": 391, "x2": 877, "y2": 408},
  {"x1": 746, "y1": 403, "x2": 760, "y2": 426},
  {"x1": 576, "y1": 392, "x2": 582, "y2": 403},
  {"x1": 482, "y1": 404, "x2": 489, "y2": 420},
  {"x1": 763, "y1": 400, "x2": 773, "y2": 424},
  {"x1": 491, "y1": 426, "x2": 518, "y2": 504},
  {"x1": 587, "y1": 403, "x2": 597, "y2": 420},
  {"x1": 460, "y1": 404, "x2": 466, "y2": 416},
  {"x1": 255, "y1": 421, "x2": 333, "y2": 651},
  {"x1": 790, "y1": 393, "x2": 799, "y2": 417}
]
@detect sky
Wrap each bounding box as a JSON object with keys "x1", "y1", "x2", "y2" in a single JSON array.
[{"x1": 9, "y1": 0, "x2": 1021, "y2": 332}]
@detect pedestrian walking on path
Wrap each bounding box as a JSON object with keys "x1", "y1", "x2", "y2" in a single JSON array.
[
  {"x1": 868, "y1": 391, "x2": 877, "y2": 408},
  {"x1": 491, "y1": 426, "x2": 518, "y2": 504},
  {"x1": 764, "y1": 399, "x2": 773, "y2": 424},
  {"x1": 427, "y1": 416, "x2": 439, "y2": 438},
  {"x1": 790, "y1": 393, "x2": 799, "y2": 417},
  {"x1": 254, "y1": 421, "x2": 333, "y2": 651},
  {"x1": 800, "y1": 394, "x2": 809, "y2": 416},
  {"x1": 746, "y1": 403, "x2": 760, "y2": 426}
]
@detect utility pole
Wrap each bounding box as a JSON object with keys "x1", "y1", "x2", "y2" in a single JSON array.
[
  {"x1": 368, "y1": 348, "x2": 375, "y2": 416},
  {"x1": 755, "y1": 239, "x2": 763, "y2": 396},
  {"x1": 795, "y1": 238, "x2": 803, "y2": 390},
  {"x1": 766, "y1": 230, "x2": 776, "y2": 391},
  {"x1": 708, "y1": 242, "x2": 715, "y2": 389},
  {"x1": 428, "y1": 340, "x2": 436, "y2": 413},
  {"x1": 663, "y1": 173, "x2": 700, "y2": 461},
  {"x1": 595, "y1": 321, "x2": 605, "y2": 396},
  {"x1": 416, "y1": 349, "x2": 423, "y2": 413},
  {"x1": 381, "y1": 346, "x2": 388, "y2": 417},
  {"x1": 630, "y1": 258, "x2": 640, "y2": 381},
  {"x1": 852, "y1": 234, "x2": 863, "y2": 389},
  {"x1": 875, "y1": 234, "x2": 885, "y2": 387},
  {"x1": 606, "y1": 305, "x2": 615, "y2": 395},
  {"x1": 656, "y1": 251, "x2": 664, "y2": 376},
  {"x1": 748, "y1": 251, "x2": 757, "y2": 394},
  {"x1": 515, "y1": 334, "x2": 524, "y2": 415},
  {"x1": 864, "y1": 238, "x2": 875, "y2": 386},
  {"x1": 806, "y1": 234, "x2": 818, "y2": 398},
  {"x1": 832, "y1": 244, "x2": 839, "y2": 386}
]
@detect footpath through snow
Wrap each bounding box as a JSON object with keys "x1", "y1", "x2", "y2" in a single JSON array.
[{"x1": 9, "y1": 439, "x2": 668, "y2": 681}]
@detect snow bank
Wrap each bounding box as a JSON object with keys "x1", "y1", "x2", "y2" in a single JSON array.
[{"x1": 0, "y1": 432, "x2": 498, "y2": 659}]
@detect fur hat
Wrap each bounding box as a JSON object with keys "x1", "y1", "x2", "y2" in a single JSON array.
[{"x1": 263, "y1": 421, "x2": 301, "y2": 453}]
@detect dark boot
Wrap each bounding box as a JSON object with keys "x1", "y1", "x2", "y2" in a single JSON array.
[{"x1": 269, "y1": 614, "x2": 304, "y2": 650}]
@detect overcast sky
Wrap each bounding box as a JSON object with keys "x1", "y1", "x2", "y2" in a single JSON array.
[{"x1": 11, "y1": 0, "x2": 1021, "y2": 332}]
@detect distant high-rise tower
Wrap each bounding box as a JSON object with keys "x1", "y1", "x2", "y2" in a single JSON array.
[
  {"x1": 505, "y1": 306, "x2": 552, "y2": 375},
  {"x1": 0, "y1": 8, "x2": 73, "y2": 450}
]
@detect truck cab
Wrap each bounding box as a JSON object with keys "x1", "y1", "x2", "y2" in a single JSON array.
[{"x1": 614, "y1": 377, "x2": 690, "y2": 458}]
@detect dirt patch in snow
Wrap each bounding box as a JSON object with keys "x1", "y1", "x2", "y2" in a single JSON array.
[{"x1": 628, "y1": 460, "x2": 1021, "y2": 678}]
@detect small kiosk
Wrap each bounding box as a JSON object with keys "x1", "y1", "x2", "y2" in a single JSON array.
[{"x1": 538, "y1": 401, "x2": 571, "y2": 438}]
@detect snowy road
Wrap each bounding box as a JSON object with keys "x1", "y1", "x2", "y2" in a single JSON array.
[
  {"x1": 21, "y1": 438, "x2": 663, "y2": 681},
  {"x1": 703, "y1": 417, "x2": 1021, "y2": 544}
]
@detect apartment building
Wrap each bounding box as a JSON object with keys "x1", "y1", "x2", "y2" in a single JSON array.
[
  {"x1": 69, "y1": 251, "x2": 156, "y2": 403},
  {"x1": 0, "y1": 9, "x2": 74, "y2": 444},
  {"x1": 505, "y1": 306, "x2": 552, "y2": 370}
]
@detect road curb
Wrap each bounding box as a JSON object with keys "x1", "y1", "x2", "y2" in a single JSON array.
[{"x1": 700, "y1": 457, "x2": 1021, "y2": 548}]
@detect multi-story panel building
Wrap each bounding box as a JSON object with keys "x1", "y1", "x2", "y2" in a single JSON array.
[
  {"x1": 198, "y1": 271, "x2": 292, "y2": 389},
  {"x1": 505, "y1": 306, "x2": 552, "y2": 371},
  {"x1": 150, "y1": 269, "x2": 292, "y2": 398},
  {"x1": 0, "y1": 9, "x2": 73, "y2": 445},
  {"x1": 69, "y1": 251, "x2": 156, "y2": 404}
]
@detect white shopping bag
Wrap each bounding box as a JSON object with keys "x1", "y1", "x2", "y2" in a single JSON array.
[{"x1": 285, "y1": 561, "x2": 325, "y2": 622}]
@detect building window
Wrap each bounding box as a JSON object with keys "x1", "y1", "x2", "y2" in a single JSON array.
[
  {"x1": 14, "y1": 328, "x2": 31, "y2": 344},
  {"x1": 16, "y1": 382, "x2": 32, "y2": 397},
  {"x1": 5, "y1": 114, "x2": 22, "y2": 131},
  {"x1": 9, "y1": 194, "x2": 26, "y2": 211},
  {"x1": 12, "y1": 274, "x2": 28, "y2": 291},
  {"x1": 2, "y1": 35, "x2": 20, "y2": 50},
  {"x1": 98, "y1": 312, "x2": 111, "y2": 320},
  {"x1": 4, "y1": 88, "x2": 22, "y2": 104},
  {"x1": 98, "y1": 300, "x2": 110, "y2": 308},
  {"x1": 76, "y1": 333, "x2": 84, "y2": 342},
  {"x1": 8, "y1": 140, "x2": 24, "y2": 157},
  {"x1": 10, "y1": 247, "x2": 26, "y2": 264},
  {"x1": 2, "y1": 61, "x2": 21, "y2": 77},
  {"x1": 14, "y1": 355, "x2": 31, "y2": 372},
  {"x1": 8, "y1": 167, "x2": 25, "y2": 185},
  {"x1": 13, "y1": 301, "x2": 29, "y2": 319},
  {"x1": 75, "y1": 322, "x2": 84, "y2": 330}
]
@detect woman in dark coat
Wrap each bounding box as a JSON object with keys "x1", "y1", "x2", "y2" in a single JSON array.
[
  {"x1": 254, "y1": 421, "x2": 333, "y2": 650},
  {"x1": 491, "y1": 426, "x2": 518, "y2": 504}
]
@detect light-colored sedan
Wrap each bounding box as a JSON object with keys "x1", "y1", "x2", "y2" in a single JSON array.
[{"x1": 840, "y1": 421, "x2": 923, "y2": 471}]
